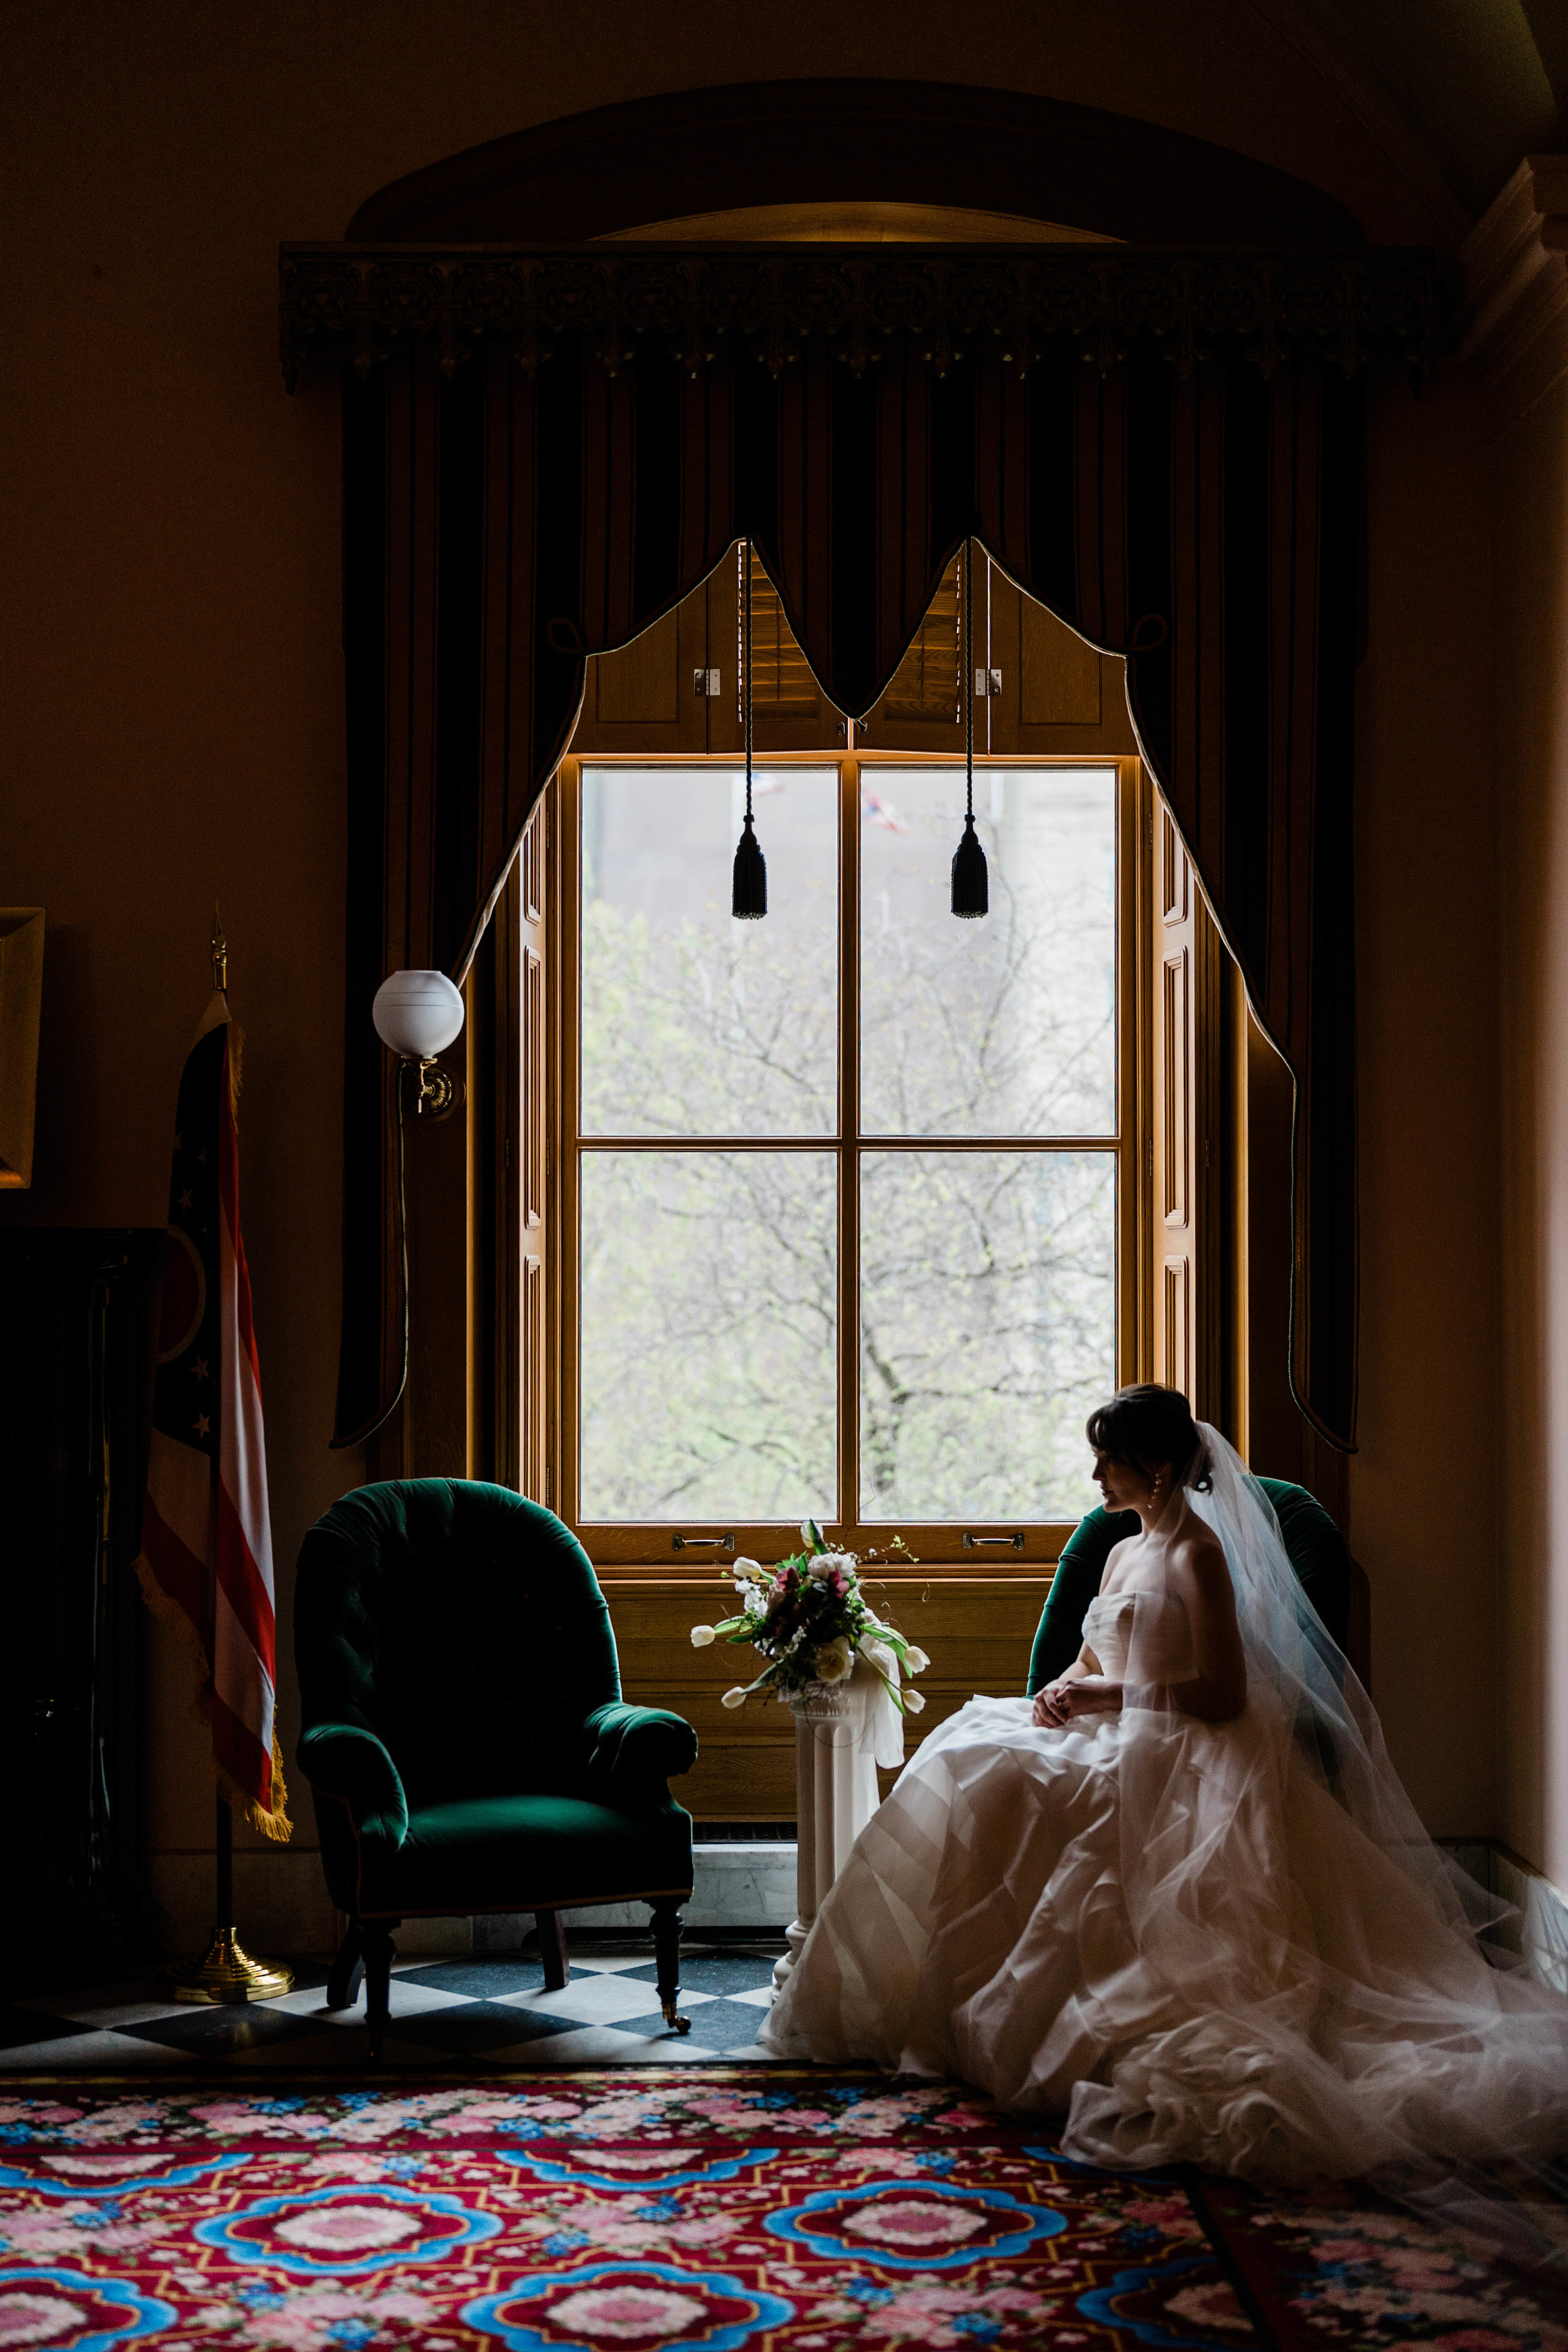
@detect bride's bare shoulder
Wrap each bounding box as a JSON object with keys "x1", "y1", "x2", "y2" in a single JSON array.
[
  {"x1": 1098, "y1": 1534, "x2": 1139, "y2": 1592},
  {"x1": 1169, "y1": 1523, "x2": 1232, "y2": 1599}
]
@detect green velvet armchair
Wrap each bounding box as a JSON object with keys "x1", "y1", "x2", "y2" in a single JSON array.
[
  {"x1": 294, "y1": 1479, "x2": 698, "y2": 2052},
  {"x1": 1028, "y1": 1475, "x2": 1369, "y2": 1693}
]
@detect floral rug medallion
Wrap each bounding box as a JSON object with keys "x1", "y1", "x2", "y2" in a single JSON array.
[{"x1": 0, "y1": 2072, "x2": 1247, "y2": 2351}]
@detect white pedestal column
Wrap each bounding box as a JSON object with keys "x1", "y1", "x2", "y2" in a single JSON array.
[{"x1": 771, "y1": 1663, "x2": 887, "y2": 1996}]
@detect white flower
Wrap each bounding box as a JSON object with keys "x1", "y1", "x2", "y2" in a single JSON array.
[
  {"x1": 904, "y1": 1646, "x2": 930, "y2": 1675},
  {"x1": 904, "y1": 1687, "x2": 927, "y2": 1713},
  {"x1": 733, "y1": 1556, "x2": 762, "y2": 1581},
  {"x1": 809, "y1": 1550, "x2": 855, "y2": 1581},
  {"x1": 720, "y1": 1687, "x2": 749, "y2": 1710},
  {"x1": 690, "y1": 1624, "x2": 717, "y2": 1648},
  {"x1": 800, "y1": 1518, "x2": 826, "y2": 1552},
  {"x1": 813, "y1": 1636, "x2": 854, "y2": 1685}
]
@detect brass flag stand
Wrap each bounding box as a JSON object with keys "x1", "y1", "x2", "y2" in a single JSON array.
[
  {"x1": 167, "y1": 1794, "x2": 294, "y2": 2003},
  {"x1": 164, "y1": 912, "x2": 293, "y2": 2004}
]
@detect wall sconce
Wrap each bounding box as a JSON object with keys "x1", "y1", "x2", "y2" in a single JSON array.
[{"x1": 372, "y1": 970, "x2": 465, "y2": 1118}]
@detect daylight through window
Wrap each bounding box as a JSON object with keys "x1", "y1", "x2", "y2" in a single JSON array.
[{"x1": 559, "y1": 751, "x2": 1137, "y2": 1554}]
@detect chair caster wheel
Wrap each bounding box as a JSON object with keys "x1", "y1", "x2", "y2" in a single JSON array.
[{"x1": 663, "y1": 2005, "x2": 691, "y2": 2034}]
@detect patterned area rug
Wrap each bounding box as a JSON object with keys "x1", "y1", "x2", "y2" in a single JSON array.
[
  {"x1": 1195, "y1": 2173, "x2": 1568, "y2": 2352},
  {"x1": 0, "y1": 2072, "x2": 1254, "y2": 2350}
]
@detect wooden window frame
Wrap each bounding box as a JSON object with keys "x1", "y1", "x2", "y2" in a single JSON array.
[{"x1": 545, "y1": 745, "x2": 1153, "y2": 1579}]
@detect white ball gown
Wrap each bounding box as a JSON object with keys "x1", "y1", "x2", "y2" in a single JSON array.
[{"x1": 762, "y1": 1427, "x2": 1568, "y2": 2229}]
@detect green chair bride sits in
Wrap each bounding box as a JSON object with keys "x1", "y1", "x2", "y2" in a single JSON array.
[
  {"x1": 294, "y1": 1480, "x2": 698, "y2": 2053},
  {"x1": 1028, "y1": 1475, "x2": 1369, "y2": 1693}
]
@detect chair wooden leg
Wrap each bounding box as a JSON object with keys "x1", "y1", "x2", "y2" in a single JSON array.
[
  {"x1": 535, "y1": 1909, "x2": 570, "y2": 1992},
  {"x1": 362, "y1": 1920, "x2": 398, "y2": 2060},
  {"x1": 650, "y1": 1898, "x2": 690, "y2": 2034},
  {"x1": 326, "y1": 1919, "x2": 365, "y2": 2011}
]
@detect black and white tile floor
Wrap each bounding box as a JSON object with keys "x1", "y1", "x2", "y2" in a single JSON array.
[{"x1": 0, "y1": 1944, "x2": 788, "y2": 2072}]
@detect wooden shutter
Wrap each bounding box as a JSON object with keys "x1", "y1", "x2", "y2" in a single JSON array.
[
  {"x1": 859, "y1": 558, "x2": 963, "y2": 749},
  {"x1": 986, "y1": 570, "x2": 1136, "y2": 758},
  {"x1": 1150, "y1": 800, "x2": 1220, "y2": 1416},
  {"x1": 518, "y1": 800, "x2": 550, "y2": 1502},
  {"x1": 706, "y1": 546, "x2": 845, "y2": 753},
  {"x1": 883, "y1": 561, "x2": 962, "y2": 723},
  {"x1": 743, "y1": 553, "x2": 820, "y2": 719},
  {"x1": 570, "y1": 599, "x2": 710, "y2": 756}
]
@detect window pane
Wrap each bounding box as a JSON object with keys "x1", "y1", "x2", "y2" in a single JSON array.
[
  {"x1": 580, "y1": 1150, "x2": 837, "y2": 1520},
  {"x1": 581, "y1": 766, "x2": 838, "y2": 1137},
  {"x1": 859, "y1": 1150, "x2": 1115, "y2": 1520},
  {"x1": 860, "y1": 767, "x2": 1116, "y2": 1136}
]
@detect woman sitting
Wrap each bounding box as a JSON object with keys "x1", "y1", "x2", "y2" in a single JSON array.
[{"x1": 763, "y1": 1385, "x2": 1568, "y2": 2215}]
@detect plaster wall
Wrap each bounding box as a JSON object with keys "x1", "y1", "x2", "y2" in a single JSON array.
[
  {"x1": 1350, "y1": 371, "x2": 1501, "y2": 1835},
  {"x1": 1495, "y1": 326, "x2": 1568, "y2": 1889},
  {"x1": 0, "y1": 0, "x2": 1512, "y2": 1942}
]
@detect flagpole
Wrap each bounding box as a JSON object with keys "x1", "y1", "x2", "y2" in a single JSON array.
[{"x1": 165, "y1": 914, "x2": 294, "y2": 2005}]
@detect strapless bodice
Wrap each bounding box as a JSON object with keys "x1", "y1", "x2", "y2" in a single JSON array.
[{"x1": 1082, "y1": 1588, "x2": 1195, "y2": 1682}]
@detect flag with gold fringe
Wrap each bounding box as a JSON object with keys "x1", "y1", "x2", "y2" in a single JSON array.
[{"x1": 135, "y1": 989, "x2": 290, "y2": 1840}]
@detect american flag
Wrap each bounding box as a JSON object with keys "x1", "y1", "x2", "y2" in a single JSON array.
[{"x1": 135, "y1": 996, "x2": 291, "y2": 1838}]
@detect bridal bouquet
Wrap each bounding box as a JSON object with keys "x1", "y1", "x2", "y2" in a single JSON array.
[{"x1": 690, "y1": 1519, "x2": 931, "y2": 1714}]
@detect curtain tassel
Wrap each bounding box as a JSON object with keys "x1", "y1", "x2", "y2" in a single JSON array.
[
  {"x1": 951, "y1": 811, "x2": 988, "y2": 918},
  {"x1": 952, "y1": 535, "x2": 989, "y2": 920},
  {"x1": 732, "y1": 537, "x2": 767, "y2": 920},
  {"x1": 732, "y1": 809, "x2": 768, "y2": 918}
]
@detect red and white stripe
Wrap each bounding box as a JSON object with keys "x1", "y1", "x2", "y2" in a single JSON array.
[
  {"x1": 139, "y1": 1015, "x2": 279, "y2": 1825},
  {"x1": 212, "y1": 1028, "x2": 278, "y2": 1810}
]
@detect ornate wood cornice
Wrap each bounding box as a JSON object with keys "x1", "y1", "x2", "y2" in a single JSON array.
[
  {"x1": 1452, "y1": 157, "x2": 1568, "y2": 421},
  {"x1": 279, "y1": 243, "x2": 1436, "y2": 389}
]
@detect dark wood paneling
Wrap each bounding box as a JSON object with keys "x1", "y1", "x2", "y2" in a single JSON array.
[{"x1": 604, "y1": 1574, "x2": 1051, "y2": 1818}]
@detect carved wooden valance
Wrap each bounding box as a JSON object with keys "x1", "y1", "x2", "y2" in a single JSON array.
[{"x1": 279, "y1": 243, "x2": 1436, "y2": 390}]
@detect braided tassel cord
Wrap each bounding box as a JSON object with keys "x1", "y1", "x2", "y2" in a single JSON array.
[
  {"x1": 951, "y1": 537, "x2": 989, "y2": 919},
  {"x1": 732, "y1": 542, "x2": 767, "y2": 920}
]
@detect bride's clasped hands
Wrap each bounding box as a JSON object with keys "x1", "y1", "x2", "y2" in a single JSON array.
[{"x1": 1031, "y1": 1675, "x2": 1117, "y2": 1724}]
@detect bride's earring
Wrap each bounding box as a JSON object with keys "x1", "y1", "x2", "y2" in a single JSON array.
[{"x1": 1149, "y1": 1474, "x2": 1165, "y2": 1515}]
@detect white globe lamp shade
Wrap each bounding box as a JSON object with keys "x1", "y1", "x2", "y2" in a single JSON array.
[{"x1": 372, "y1": 970, "x2": 464, "y2": 1059}]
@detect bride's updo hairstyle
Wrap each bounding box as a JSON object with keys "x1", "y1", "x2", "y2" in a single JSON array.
[{"x1": 1085, "y1": 1384, "x2": 1212, "y2": 1493}]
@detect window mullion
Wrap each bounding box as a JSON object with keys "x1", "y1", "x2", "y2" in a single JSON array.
[{"x1": 839, "y1": 751, "x2": 861, "y2": 1544}]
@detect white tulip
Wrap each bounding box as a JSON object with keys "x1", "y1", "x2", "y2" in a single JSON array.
[
  {"x1": 904, "y1": 1687, "x2": 927, "y2": 1713},
  {"x1": 904, "y1": 1646, "x2": 930, "y2": 1675},
  {"x1": 690, "y1": 1624, "x2": 717, "y2": 1648},
  {"x1": 720, "y1": 1687, "x2": 749, "y2": 1710},
  {"x1": 733, "y1": 1556, "x2": 762, "y2": 1580}
]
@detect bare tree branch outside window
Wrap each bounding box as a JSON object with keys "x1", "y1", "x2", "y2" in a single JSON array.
[{"x1": 578, "y1": 766, "x2": 1116, "y2": 1525}]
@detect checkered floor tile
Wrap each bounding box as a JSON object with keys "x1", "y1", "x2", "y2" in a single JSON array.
[{"x1": 0, "y1": 1944, "x2": 787, "y2": 2071}]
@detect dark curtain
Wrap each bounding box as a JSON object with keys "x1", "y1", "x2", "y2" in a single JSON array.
[{"x1": 333, "y1": 333, "x2": 1361, "y2": 1453}]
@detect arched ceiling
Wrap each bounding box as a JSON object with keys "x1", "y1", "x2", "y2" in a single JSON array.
[{"x1": 1285, "y1": 0, "x2": 1564, "y2": 221}]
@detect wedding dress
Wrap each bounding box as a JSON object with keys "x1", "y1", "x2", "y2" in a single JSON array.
[{"x1": 762, "y1": 1427, "x2": 1568, "y2": 2225}]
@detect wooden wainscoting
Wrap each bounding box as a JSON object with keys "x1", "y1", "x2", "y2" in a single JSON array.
[{"x1": 601, "y1": 1575, "x2": 1054, "y2": 1819}]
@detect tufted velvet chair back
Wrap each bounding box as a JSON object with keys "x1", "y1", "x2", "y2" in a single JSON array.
[{"x1": 295, "y1": 1480, "x2": 620, "y2": 1806}]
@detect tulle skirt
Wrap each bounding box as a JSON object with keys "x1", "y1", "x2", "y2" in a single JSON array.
[{"x1": 760, "y1": 1694, "x2": 1568, "y2": 2188}]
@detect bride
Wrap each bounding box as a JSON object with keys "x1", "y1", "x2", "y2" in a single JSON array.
[{"x1": 762, "y1": 1384, "x2": 1568, "y2": 2208}]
